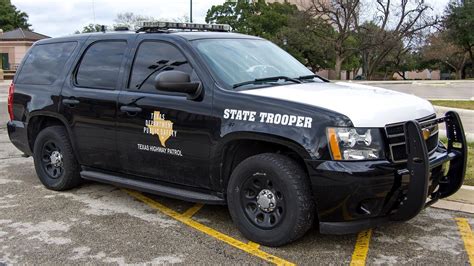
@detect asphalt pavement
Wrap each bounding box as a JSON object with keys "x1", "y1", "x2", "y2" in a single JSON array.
[
  {"x1": 0, "y1": 80, "x2": 473, "y2": 264},
  {"x1": 355, "y1": 80, "x2": 474, "y2": 100},
  {"x1": 0, "y1": 127, "x2": 473, "y2": 264}
]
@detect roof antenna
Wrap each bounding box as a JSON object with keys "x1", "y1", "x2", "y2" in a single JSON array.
[{"x1": 92, "y1": 0, "x2": 96, "y2": 24}]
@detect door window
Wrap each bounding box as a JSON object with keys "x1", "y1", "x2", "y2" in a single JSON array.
[
  {"x1": 75, "y1": 41, "x2": 127, "y2": 89},
  {"x1": 128, "y1": 41, "x2": 195, "y2": 93}
]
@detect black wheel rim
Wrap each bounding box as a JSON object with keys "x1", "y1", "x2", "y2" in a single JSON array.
[
  {"x1": 240, "y1": 173, "x2": 285, "y2": 229},
  {"x1": 41, "y1": 141, "x2": 63, "y2": 179}
]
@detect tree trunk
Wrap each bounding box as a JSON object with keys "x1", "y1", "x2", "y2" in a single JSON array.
[
  {"x1": 455, "y1": 69, "x2": 462, "y2": 80},
  {"x1": 334, "y1": 55, "x2": 343, "y2": 80},
  {"x1": 396, "y1": 71, "x2": 407, "y2": 80},
  {"x1": 352, "y1": 68, "x2": 359, "y2": 79}
]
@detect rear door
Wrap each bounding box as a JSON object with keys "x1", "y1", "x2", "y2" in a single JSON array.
[
  {"x1": 116, "y1": 36, "x2": 218, "y2": 188},
  {"x1": 60, "y1": 35, "x2": 134, "y2": 171}
]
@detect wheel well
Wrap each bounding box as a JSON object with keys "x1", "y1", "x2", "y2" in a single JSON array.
[
  {"x1": 221, "y1": 139, "x2": 309, "y2": 188},
  {"x1": 27, "y1": 116, "x2": 66, "y2": 151}
]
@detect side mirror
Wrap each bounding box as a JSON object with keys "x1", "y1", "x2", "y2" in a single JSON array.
[{"x1": 154, "y1": 70, "x2": 202, "y2": 100}]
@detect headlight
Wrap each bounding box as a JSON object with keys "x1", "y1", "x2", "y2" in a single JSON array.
[{"x1": 326, "y1": 127, "x2": 384, "y2": 160}]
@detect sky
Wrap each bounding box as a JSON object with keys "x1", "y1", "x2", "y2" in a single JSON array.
[
  {"x1": 13, "y1": 0, "x2": 450, "y2": 38},
  {"x1": 13, "y1": 0, "x2": 226, "y2": 37}
]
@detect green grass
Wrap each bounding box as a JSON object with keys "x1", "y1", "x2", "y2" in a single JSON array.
[
  {"x1": 429, "y1": 100, "x2": 474, "y2": 110},
  {"x1": 465, "y1": 142, "x2": 474, "y2": 186},
  {"x1": 440, "y1": 138, "x2": 473, "y2": 186}
]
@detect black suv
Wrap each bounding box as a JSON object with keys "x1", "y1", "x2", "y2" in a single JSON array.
[{"x1": 7, "y1": 22, "x2": 467, "y2": 247}]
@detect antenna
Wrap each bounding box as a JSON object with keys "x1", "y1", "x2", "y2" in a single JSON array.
[
  {"x1": 190, "y1": 0, "x2": 193, "y2": 23},
  {"x1": 92, "y1": 0, "x2": 96, "y2": 24}
]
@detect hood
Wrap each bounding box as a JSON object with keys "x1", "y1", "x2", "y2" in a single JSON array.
[{"x1": 241, "y1": 81, "x2": 435, "y2": 127}]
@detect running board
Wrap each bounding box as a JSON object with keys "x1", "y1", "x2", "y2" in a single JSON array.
[{"x1": 80, "y1": 170, "x2": 225, "y2": 205}]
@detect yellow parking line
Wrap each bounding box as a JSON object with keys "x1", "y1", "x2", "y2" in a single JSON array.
[
  {"x1": 248, "y1": 241, "x2": 261, "y2": 250},
  {"x1": 455, "y1": 218, "x2": 474, "y2": 265},
  {"x1": 182, "y1": 203, "x2": 204, "y2": 218},
  {"x1": 350, "y1": 229, "x2": 373, "y2": 266},
  {"x1": 123, "y1": 189, "x2": 295, "y2": 266}
]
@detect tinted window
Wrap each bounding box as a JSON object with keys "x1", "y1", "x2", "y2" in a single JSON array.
[
  {"x1": 76, "y1": 41, "x2": 127, "y2": 89},
  {"x1": 129, "y1": 41, "x2": 194, "y2": 93},
  {"x1": 16, "y1": 42, "x2": 77, "y2": 85},
  {"x1": 192, "y1": 39, "x2": 314, "y2": 89}
]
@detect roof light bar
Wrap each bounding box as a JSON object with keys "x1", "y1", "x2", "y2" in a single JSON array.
[{"x1": 137, "y1": 21, "x2": 231, "y2": 32}]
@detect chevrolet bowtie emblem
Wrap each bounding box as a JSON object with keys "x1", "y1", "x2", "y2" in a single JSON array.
[{"x1": 422, "y1": 128, "x2": 431, "y2": 140}]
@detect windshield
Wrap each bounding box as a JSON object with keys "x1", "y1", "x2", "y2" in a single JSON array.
[{"x1": 192, "y1": 38, "x2": 315, "y2": 89}]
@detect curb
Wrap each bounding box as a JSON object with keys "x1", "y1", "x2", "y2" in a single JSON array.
[
  {"x1": 432, "y1": 186, "x2": 474, "y2": 214},
  {"x1": 432, "y1": 200, "x2": 474, "y2": 214},
  {"x1": 350, "y1": 80, "x2": 474, "y2": 85},
  {"x1": 462, "y1": 185, "x2": 474, "y2": 191}
]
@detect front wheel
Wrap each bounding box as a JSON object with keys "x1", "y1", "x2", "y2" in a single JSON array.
[{"x1": 227, "y1": 153, "x2": 314, "y2": 247}]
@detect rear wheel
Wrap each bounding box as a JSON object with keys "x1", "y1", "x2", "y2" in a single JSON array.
[
  {"x1": 227, "y1": 153, "x2": 314, "y2": 247},
  {"x1": 33, "y1": 126, "x2": 81, "y2": 190}
]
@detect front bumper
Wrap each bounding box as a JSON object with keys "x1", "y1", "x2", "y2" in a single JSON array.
[{"x1": 306, "y1": 111, "x2": 467, "y2": 234}]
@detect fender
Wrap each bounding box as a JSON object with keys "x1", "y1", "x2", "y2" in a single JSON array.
[
  {"x1": 209, "y1": 131, "x2": 313, "y2": 193},
  {"x1": 27, "y1": 111, "x2": 83, "y2": 163}
]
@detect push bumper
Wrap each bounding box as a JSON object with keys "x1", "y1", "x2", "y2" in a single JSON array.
[
  {"x1": 390, "y1": 111, "x2": 467, "y2": 220},
  {"x1": 309, "y1": 111, "x2": 467, "y2": 234}
]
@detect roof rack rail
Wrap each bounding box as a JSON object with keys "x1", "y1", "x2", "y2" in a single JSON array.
[{"x1": 136, "y1": 21, "x2": 231, "y2": 33}]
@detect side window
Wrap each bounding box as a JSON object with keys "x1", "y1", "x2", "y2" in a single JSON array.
[
  {"x1": 16, "y1": 42, "x2": 77, "y2": 85},
  {"x1": 75, "y1": 41, "x2": 127, "y2": 89},
  {"x1": 129, "y1": 41, "x2": 194, "y2": 93}
]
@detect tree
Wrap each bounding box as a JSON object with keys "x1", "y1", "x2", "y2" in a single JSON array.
[
  {"x1": 355, "y1": 0, "x2": 439, "y2": 80},
  {"x1": 75, "y1": 24, "x2": 103, "y2": 34},
  {"x1": 206, "y1": 0, "x2": 335, "y2": 71},
  {"x1": 422, "y1": 32, "x2": 468, "y2": 79},
  {"x1": 308, "y1": 0, "x2": 360, "y2": 79},
  {"x1": 0, "y1": 0, "x2": 31, "y2": 31},
  {"x1": 206, "y1": 0, "x2": 254, "y2": 33},
  {"x1": 206, "y1": 0, "x2": 297, "y2": 39},
  {"x1": 272, "y1": 12, "x2": 336, "y2": 71},
  {"x1": 444, "y1": 1, "x2": 474, "y2": 65},
  {"x1": 114, "y1": 12, "x2": 154, "y2": 30}
]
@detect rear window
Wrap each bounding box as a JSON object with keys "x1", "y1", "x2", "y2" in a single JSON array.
[
  {"x1": 16, "y1": 42, "x2": 77, "y2": 85},
  {"x1": 75, "y1": 41, "x2": 127, "y2": 89}
]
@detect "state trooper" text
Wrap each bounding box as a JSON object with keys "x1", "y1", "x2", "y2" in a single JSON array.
[{"x1": 223, "y1": 109, "x2": 312, "y2": 128}]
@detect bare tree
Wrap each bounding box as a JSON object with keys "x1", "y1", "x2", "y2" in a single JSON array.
[
  {"x1": 356, "y1": 0, "x2": 439, "y2": 79},
  {"x1": 422, "y1": 32, "x2": 469, "y2": 79},
  {"x1": 114, "y1": 12, "x2": 154, "y2": 30},
  {"x1": 308, "y1": 0, "x2": 360, "y2": 79}
]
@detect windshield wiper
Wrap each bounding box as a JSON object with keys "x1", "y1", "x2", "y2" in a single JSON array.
[
  {"x1": 297, "y1": 74, "x2": 330, "y2": 82},
  {"x1": 232, "y1": 76, "x2": 302, "y2": 89}
]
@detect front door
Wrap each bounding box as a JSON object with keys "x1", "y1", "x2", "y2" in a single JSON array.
[
  {"x1": 61, "y1": 36, "x2": 133, "y2": 171},
  {"x1": 1, "y1": 53, "x2": 9, "y2": 70},
  {"x1": 116, "y1": 38, "x2": 217, "y2": 189}
]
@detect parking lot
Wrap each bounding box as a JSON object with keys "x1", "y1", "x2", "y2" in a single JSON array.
[{"x1": 1, "y1": 80, "x2": 473, "y2": 265}]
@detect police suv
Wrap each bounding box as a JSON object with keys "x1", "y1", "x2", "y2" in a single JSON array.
[{"x1": 7, "y1": 22, "x2": 467, "y2": 246}]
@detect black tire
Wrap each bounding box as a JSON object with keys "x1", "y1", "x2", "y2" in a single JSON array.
[
  {"x1": 227, "y1": 153, "x2": 314, "y2": 247},
  {"x1": 33, "y1": 126, "x2": 82, "y2": 191}
]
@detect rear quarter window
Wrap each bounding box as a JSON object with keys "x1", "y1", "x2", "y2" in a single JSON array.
[{"x1": 16, "y1": 42, "x2": 77, "y2": 85}]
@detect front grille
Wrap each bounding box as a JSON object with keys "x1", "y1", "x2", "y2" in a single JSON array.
[{"x1": 385, "y1": 114, "x2": 439, "y2": 163}]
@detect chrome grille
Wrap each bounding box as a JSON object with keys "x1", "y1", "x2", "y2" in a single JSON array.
[{"x1": 385, "y1": 114, "x2": 439, "y2": 163}]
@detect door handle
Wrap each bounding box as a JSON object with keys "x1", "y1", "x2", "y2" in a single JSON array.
[
  {"x1": 62, "y1": 98, "x2": 80, "y2": 107},
  {"x1": 120, "y1": 106, "x2": 142, "y2": 115}
]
